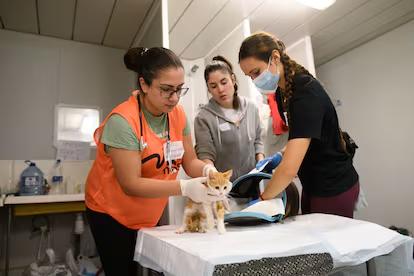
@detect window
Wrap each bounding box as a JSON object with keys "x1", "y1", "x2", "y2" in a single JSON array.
[{"x1": 55, "y1": 104, "x2": 101, "y2": 146}]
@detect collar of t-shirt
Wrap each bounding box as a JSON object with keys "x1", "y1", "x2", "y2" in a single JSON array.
[
  {"x1": 219, "y1": 106, "x2": 242, "y2": 123},
  {"x1": 142, "y1": 104, "x2": 168, "y2": 139}
]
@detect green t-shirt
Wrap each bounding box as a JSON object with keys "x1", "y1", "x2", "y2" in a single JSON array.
[{"x1": 101, "y1": 105, "x2": 190, "y2": 151}]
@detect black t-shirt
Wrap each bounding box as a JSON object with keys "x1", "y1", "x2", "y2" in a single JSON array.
[{"x1": 276, "y1": 74, "x2": 358, "y2": 197}]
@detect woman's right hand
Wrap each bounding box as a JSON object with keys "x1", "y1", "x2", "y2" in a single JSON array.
[
  {"x1": 256, "y1": 152, "x2": 283, "y2": 172},
  {"x1": 179, "y1": 177, "x2": 221, "y2": 203}
]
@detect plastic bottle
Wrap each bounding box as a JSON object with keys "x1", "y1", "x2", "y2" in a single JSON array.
[
  {"x1": 74, "y1": 213, "x2": 85, "y2": 258},
  {"x1": 19, "y1": 160, "x2": 45, "y2": 196},
  {"x1": 49, "y1": 159, "x2": 64, "y2": 195},
  {"x1": 74, "y1": 213, "x2": 85, "y2": 235}
]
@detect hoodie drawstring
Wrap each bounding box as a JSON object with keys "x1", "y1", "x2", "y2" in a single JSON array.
[
  {"x1": 246, "y1": 112, "x2": 252, "y2": 141},
  {"x1": 216, "y1": 116, "x2": 222, "y2": 146}
]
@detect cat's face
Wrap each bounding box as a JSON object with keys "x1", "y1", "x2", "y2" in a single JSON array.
[{"x1": 207, "y1": 170, "x2": 233, "y2": 197}]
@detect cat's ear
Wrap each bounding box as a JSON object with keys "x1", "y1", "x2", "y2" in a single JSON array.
[{"x1": 223, "y1": 169, "x2": 233, "y2": 179}]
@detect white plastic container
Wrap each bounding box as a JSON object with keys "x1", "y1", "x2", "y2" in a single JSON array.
[{"x1": 49, "y1": 159, "x2": 64, "y2": 195}]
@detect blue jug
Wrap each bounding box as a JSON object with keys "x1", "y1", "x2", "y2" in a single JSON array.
[{"x1": 19, "y1": 160, "x2": 45, "y2": 196}]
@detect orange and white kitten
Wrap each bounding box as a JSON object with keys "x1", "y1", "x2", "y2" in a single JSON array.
[{"x1": 176, "y1": 170, "x2": 232, "y2": 234}]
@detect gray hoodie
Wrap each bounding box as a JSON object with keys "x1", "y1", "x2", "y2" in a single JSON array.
[{"x1": 194, "y1": 96, "x2": 264, "y2": 181}]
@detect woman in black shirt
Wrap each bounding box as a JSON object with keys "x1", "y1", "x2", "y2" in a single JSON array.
[{"x1": 238, "y1": 32, "x2": 359, "y2": 218}]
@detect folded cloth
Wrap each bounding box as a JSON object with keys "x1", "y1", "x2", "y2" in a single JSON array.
[{"x1": 267, "y1": 94, "x2": 288, "y2": 135}]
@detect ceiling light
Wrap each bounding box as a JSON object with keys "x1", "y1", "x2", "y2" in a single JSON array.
[{"x1": 296, "y1": 0, "x2": 336, "y2": 10}]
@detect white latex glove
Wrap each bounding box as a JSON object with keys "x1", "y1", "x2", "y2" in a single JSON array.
[
  {"x1": 180, "y1": 177, "x2": 221, "y2": 203},
  {"x1": 202, "y1": 163, "x2": 218, "y2": 177}
]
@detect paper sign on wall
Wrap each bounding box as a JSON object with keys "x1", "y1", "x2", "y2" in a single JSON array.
[{"x1": 56, "y1": 141, "x2": 90, "y2": 161}]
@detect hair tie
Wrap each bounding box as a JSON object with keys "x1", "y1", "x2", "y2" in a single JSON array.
[{"x1": 141, "y1": 48, "x2": 149, "y2": 56}]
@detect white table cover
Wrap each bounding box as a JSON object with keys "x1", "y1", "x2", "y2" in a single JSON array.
[{"x1": 134, "y1": 214, "x2": 413, "y2": 276}]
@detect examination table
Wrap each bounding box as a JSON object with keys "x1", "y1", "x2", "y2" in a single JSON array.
[{"x1": 134, "y1": 213, "x2": 413, "y2": 276}]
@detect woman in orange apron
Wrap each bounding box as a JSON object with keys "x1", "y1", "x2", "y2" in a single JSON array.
[{"x1": 85, "y1": 47, "x2": 219, "y2": 276}]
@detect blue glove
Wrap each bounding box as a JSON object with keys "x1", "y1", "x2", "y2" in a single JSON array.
[{"x1": 256, "y1": 152, "x2": 282, "y2": 173}]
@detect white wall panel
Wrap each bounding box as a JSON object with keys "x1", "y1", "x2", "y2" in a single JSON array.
[
  {"x1": 312, "y1": 0, "x2": 401, "y2": 49},
  {"x1": 38, "y1": 0, "x2": 75, "y2": 40},
  {"x1": 168, "y1": 0, "x2": 192, "y2": 31},
  {"x1": 1, "y1": 0, "x2": 413, "y2": 69},
  {"x1": 264, "y1": 0, "x2": 318, "y2": 38},
  {"x1": 181, "y1": 0, "x2": 264, "y2": 59},
  {"x1": 249, "y1": 0, "x2": 284, "y2": 32},
  {"x1": 0, "y1": 0, "x2": 38, "y2": 34},
  {"x1": 282, "y1": 0, "x2": 366, "y2": 47},
  {"x1": 305, "y1": 0, "x2": 368, "y2": 31},
  {"x1": 169, "y1": 0, "x2": 227, "y2": 55},
  {"x1": 57, "y1": 42, "x2": 132, "y2": 114},
  {"x1": 317, "y1": 19, "x2": 414, "y2": 232},
  {"x1": 0, "y1": 33, "x2": 58, "y2": 159},
  {"x1": 103, "y1": 0, "x2": 153, "y2": 48},
  {"x1": 181, "y1": 59, "x2": 207, "y2": 132},
  {"x1": 315, "y1": 0, "x2": 414, "y2": 65},
  {"x1": 137, "y1": 6, "x2": 163, "y2": 48},
  {"x1": 0, "y1": 29, "x2": 134, "y2": 160},
  {"x1": 73, "y1": 0, "x2": 114, "y2": 44}
]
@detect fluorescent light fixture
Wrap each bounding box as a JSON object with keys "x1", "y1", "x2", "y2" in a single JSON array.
[{"x1": 296, "y1": 0, "x2": 336, "y2": 10}]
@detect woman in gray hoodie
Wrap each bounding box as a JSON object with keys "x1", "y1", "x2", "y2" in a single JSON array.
[{"x1": 194, "y1": 56, "x2": 264, "y2": 182}]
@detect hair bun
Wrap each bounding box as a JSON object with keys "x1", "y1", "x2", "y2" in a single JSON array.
[{"x1": 124, "y1": 47, "x2": 147, "y2": 72}]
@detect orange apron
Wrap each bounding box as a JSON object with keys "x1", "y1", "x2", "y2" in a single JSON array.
[{"x1": 85, "y1": 95, "x2": 186, "y2": 229}]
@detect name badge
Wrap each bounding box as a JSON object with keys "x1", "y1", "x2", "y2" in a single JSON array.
[
  {"x1": 283, "y1": 112, "x2": 289, "y2": 127},
  {"x1": 219, "y1": 122, "x2": 231, "y2": 131},
  {"x1": 163, "y1": 141, "x2": 184, "y2": 161}
]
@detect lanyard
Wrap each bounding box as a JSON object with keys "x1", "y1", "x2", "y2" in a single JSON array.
[{"x1": 137, "y1": 95, "x2": 172, "y2": 172}]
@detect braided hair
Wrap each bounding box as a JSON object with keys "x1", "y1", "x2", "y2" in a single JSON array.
[{"x1": 238, "y1": 31, "x2": 312, "y2": 113}]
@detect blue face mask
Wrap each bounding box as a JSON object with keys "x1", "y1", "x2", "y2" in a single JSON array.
[{"x1": 253, "y1": 57, "x2": 280, "y2": 94}]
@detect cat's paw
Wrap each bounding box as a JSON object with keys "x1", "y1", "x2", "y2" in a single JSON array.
[
  {"x1": 198, "y1": 227, "x2": 207, "y2": 233},
  {"x1": 175, "y1": 227, "x2": 185, "y2": 234},
  {"x1": 207, "y1": 221, "x2": 215, "y2": 230},
  {"x1": 217, "y1": 226, "x2": 226, "y2": 234}
]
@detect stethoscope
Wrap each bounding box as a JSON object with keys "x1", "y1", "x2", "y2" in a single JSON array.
[{"x1": 137, "y1": 95, "x2": 173, "y2": 172}]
